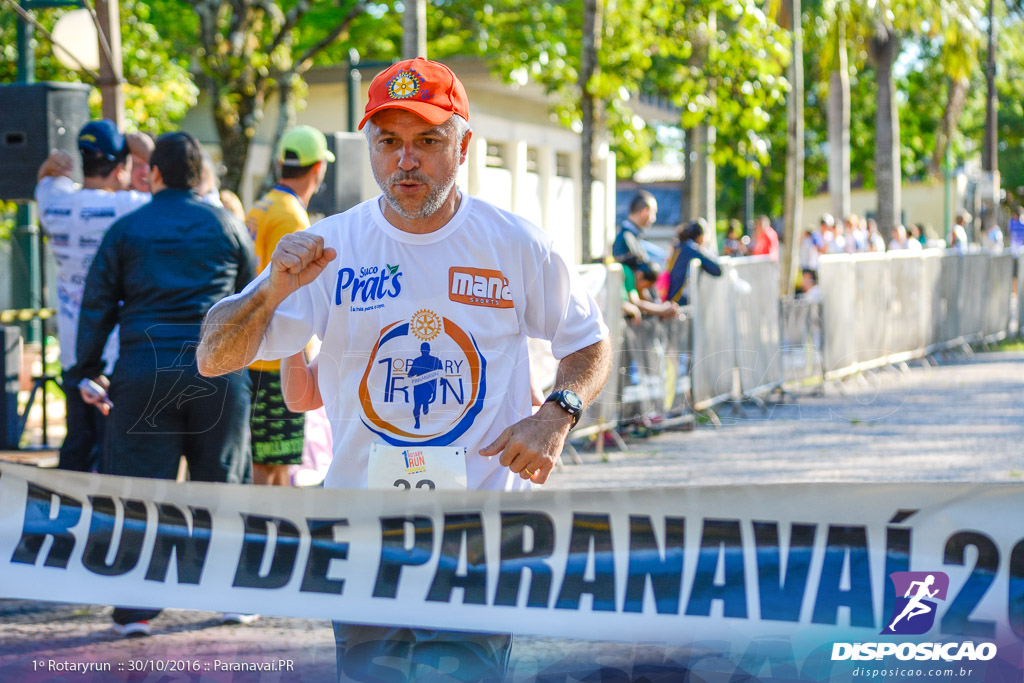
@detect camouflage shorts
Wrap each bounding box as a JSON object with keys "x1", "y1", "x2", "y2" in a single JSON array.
[{"x1": 249, "y1": 368, "x2": 305, "y2": 466}]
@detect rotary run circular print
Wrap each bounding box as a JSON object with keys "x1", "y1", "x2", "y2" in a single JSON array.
[{"x1": 358, "y1": 309, "x2": 486, "y2": 446}]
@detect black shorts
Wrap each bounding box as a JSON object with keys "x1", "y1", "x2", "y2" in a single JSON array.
[{"x1": 249, "y1": 368, "x2": 305, "y2": 466}]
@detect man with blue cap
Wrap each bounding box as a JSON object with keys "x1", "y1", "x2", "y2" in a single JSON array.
[{"x1": 34, "y1": 119, "x2": 150, "y2": 473}]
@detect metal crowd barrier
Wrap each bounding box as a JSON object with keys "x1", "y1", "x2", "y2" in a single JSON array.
[
  {"x1": 818, "y1": 250, "x2": 1015, "y2": 379},
  {"x1": 1019, "y1": 255, "x2": 1024, "y2": 339},
  {"x1": 779, "y1": 296, "x2": 823, "y2": 386},
  {"x1": 572, "y1": 249, "x2": 1015, "y2": 447},
  {"x1": 731, "y1": 258, "x2": 784, "y2": 398},
  {"x1": 615, "y1": 312, "x2": 693, "y2": 426}
]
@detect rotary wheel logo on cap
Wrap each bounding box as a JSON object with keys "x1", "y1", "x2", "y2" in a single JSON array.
[{"x1": 387, "y1": 70, "x2": 425, "y2": 100}]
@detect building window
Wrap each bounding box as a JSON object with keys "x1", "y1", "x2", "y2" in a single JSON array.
[
  {"x1": 526, "y1": 147, "x2": 539, "y2": 173},
  {"x1": 486, "y1": 143, "x2": 507, "y2": 169},
  {"x1": 556, "y1": 152, "x2": 572, "y2": 178}
]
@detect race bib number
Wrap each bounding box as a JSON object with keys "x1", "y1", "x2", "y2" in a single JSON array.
[{"x1": 367, "y1": 444, "x2": 468, "y2": 490}]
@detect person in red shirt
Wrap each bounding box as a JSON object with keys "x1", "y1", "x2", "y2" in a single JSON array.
[{"x1": 751, "y1": 214, "x2": 779, "y2": 261}]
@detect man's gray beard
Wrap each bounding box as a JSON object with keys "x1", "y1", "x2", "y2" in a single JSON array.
[{"x1": 378, "y1": 171, "x2": 458, "y2": 220}]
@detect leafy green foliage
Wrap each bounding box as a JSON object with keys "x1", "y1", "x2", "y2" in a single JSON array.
[
  {"x1": 461, "y1": 0, "x2": 789, "y2": 181},
  {"x1": 0, "y1": 0, "x2": 198, "y2": 134}
]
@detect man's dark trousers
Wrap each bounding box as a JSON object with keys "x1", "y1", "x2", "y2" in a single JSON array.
[{"x1": 106, "y1": 345, "x2": 251, "y2": 626}]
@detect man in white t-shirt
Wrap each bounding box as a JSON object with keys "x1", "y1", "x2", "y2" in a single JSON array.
[
  {"x1": 35, "y1": 120, "x2": 150, "y2": 472},
  {"x1": 197, "y1": 58, "x2": 612, "y2": 682}
]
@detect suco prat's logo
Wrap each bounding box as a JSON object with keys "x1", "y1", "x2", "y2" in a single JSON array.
[
  {"x1": 881, "y1": 571, "x2": 950, "y2": 635},
  {"x1": 336, "y1": 263, "x2": 403, "y2": 308}
]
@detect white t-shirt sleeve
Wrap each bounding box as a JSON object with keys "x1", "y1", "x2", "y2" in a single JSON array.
[
  {"x1": 522, "y1": 244, "x2": 608, "y2": 360},
  {"x1": 223, "y1": 265, "x2": 331, "y2": 362},
  {"x1": 34, "y1": 176, "x2": 75, "y2": 224}
]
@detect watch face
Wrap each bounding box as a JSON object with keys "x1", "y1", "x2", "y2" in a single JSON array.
[{"x1": 562, "y1": 391, "x2": 583, "y2": 412}]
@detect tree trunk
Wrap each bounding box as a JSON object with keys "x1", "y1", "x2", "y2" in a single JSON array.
[
  {"x1": 580, "y1": 0, "x2": 601, "y2": 262},
  {"x1": 213, "y1": 86, "x2": 263, "y2": 195},
  {"x1": 781, "y1": 0, "x2": 803, "y2": 296},
  {"x1": 686, "y1": 11, "x2": 716, "y2": 247},
  {"x1": 402, "y1": 0, "x2": 427, "y2": 59},
  {"x1": 981, "y1": 0, "x2": 998, "y2": 232},
  {"x1": 982, "y1": 0, "x2": 997, "y2": 174},
  {"x1": 827, "y1": 29, "x2": 850, "y2": 221},
  {"x1": 871, "y1": 25, "x2": 901, "y2": 235},
  {"x1": 257, "y1": 74, "x2": 297, "y2": 198},
  {"x1": 688, "y1": 124, "x2": 717, "y2": 249},
  {"x1": 928, "y1": 76, "x2": 968, "y2": 178}
]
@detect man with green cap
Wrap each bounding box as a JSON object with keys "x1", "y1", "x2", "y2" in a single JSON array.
[{"x1": 244, "y1": 124, "x2": 335, "y2": 486}]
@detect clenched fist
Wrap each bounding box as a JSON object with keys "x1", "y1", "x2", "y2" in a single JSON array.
[{"x1": 268, "y1": 232, "x2": 337, "y2": 301}]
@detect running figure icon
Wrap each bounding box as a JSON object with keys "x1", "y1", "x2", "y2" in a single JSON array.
[
  {"x1": 888, "y1": 574, "x2": 940, "y2": 631},
  {"x1": 408, "y1": 342, "x2": 443, "y2": 429}
]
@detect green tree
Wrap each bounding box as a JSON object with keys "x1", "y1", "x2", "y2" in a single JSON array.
[
  {"x1": 142, "y1": 0, "x2": 368, "y2": 194},
  {"x1": 1, "y1": 0, "x2": 197, "y2": 238},
  {"x1": 0, "y1": 0, "x2": 198, "y2": 132}
]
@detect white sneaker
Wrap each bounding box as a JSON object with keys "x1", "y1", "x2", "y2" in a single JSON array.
[
  {"x1": 220, "y1": 612, "x2": 260, "y2": 625},
  {"x1": 112, "y1": 620, "x2": 151, "y2": 637}
]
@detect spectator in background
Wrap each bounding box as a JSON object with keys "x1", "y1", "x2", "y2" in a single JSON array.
[
  {"x1": 723, "y1": 219, "x2": 748, "y2": 256},
  {"x1": 866, "y1": 218, "x2": 886, "y2": 252},
  {"x1": 910, "y1": 223, "x2": 928, "y2": 247},
  {"x1": 888, "y1": 224, "x2": 921, "y2": 251},
  {"x1": 128, "y1": 132, "x2": 154, "y2": 193},
  {"x1": 799, "y1": 223, "x2": 823, "y2": 280},
  {"x1": 798, "y1": 269, "x2": 820, "y2": 303},
  {"x1": 949, "y1": 211, "x2": 970, "y2": 253},
  {"x1": 613, "y1": 190, "x2": 658, "y2": 270},
  {"x1": 623, "y1": 263, "x2": 679, "y2": 321},
  {"x1": 824, "y1": 218, "x2": 846, "y2": 254},
  {"x1": 844, "y1": 214, "x2": 867, "y2": 253},
  {"x1": 75, "y1": 132, "x2": 257, "y2": 637},
  {"x1": 196, "y1": 150, "x2": 225, "y2": 207},
  {"x1": 666, "y1": 218, "x2": 723, "y2": 304},
  {"x1": 34, "y1": 120, "x2": 151, "y2": 473},
  {"x1": 219, "y1": 189, "x2": 246, "y2": 221},
  {"x1": 983, "y1": 221, "x2": 1004, "y2": 254},
  {"x1": 751, "y1": 214, "x2": 779, "y2": 260},
  {"x1": 1009, "y1": 207, "x2": 1024, "y2": 256}
]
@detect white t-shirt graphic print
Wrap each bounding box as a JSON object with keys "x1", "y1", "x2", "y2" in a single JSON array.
[{"x1": 233, "y1": 194, "x2": 608, "y2": 491}]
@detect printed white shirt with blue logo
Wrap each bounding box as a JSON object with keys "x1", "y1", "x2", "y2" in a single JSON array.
[
  {"x1": 238, "y1": 193, "x2": 608, "y2": 491},
  {"x1": 35, "y1": 176, "x2": 150, "y2": 371}
]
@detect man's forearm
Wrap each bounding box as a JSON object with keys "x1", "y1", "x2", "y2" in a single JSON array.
[
  {"x1": 553, "y1": 337, "x2": 613, "y2": 406},
  {"x1": 197, "y1": 281, "x2": 281, "y2": 376}
]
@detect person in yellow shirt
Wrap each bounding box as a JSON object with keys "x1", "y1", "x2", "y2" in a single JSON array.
[{"x1": 244, "y1": 125, "x2": 334, "y2": 485}]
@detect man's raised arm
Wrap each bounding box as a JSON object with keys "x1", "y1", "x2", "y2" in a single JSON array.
[{"x1": 197, "y1": 232, "x2": 335, "y2": 377}]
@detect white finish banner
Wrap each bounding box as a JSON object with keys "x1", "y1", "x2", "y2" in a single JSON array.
[{"x1": 1, "y1": 463, "x2": 1023, "y2": 674}]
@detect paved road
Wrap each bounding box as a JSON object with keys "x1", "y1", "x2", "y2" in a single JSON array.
[{"x1": 1, "y1": 350, "x2": 1021, "y2": 682}]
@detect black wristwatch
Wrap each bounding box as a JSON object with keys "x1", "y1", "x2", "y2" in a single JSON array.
[{"x1": 544, "y1": 389, "x2": 584, "y2": 428}]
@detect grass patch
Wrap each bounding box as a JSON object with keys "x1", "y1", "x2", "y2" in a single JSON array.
[{"x1": 993, "y1": 339, "x2": 1024, "y2": 352}]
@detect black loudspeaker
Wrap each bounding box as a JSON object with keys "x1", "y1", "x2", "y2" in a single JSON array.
[
  {"x1": 1, "y1": 327, "x2": 21, "y2": 450},
  {"x1": 307, "y1": 132, "x2": 369, "y2": 218},
  {"x1": 0, "y1": 82, "x2": 91, "y2": 201}
]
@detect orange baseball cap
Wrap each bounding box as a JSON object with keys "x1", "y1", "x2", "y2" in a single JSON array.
[{"x1": 358, "y1": 58, "x2": 470, "y2": 130}]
